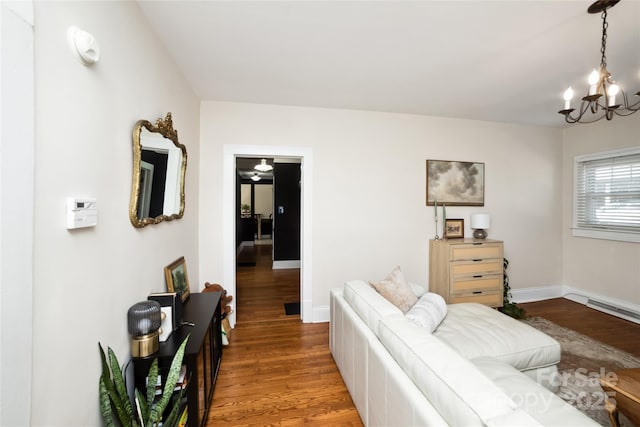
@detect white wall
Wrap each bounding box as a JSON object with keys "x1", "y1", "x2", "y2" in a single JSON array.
[
  {"x1": 199, "y1": 101, "x2": 564, "y2": 314},
  {"x1": 254, "y1": 184, "x2": 273, "y2": 218},
  {"x1": 31, "y1": 2, "x2": 199, "y2": 425},
  {"x1": 1, "y1": 1, "x2": 34, "y2": 425},
  {"x1": 562, "y1": 116, "x2": 640, "y2": 305}
]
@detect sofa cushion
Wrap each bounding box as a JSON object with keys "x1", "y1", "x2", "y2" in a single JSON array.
[
  {"x1": 485, "y1": 409, "x2": 544, "y2": 426},
  {"x1": 473, "y1": 357, "x2": 601, "y2": 426},
  {"x1": 405, "y1": 292, "x2": 447, "y2": 333},
  {"x1": 434, "y1": 303, "x2": 560, "y2": 372},
  {"x1": 379, "y1": 315, "x2": 516, "y2": 426},
  {"x1": 343, "y1": 280, "x2": 402, "y2": 335},
  {"x1": 369, "y1": 266, "x2": 418, "y2": 313}
]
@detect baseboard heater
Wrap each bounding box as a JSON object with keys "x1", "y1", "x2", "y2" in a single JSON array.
[{"x1": 586, "y1": 298, "x2": 640, "y2": 321}]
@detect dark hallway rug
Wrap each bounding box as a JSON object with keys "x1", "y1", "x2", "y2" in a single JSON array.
[
  {"x1": 284, "y1": 302, "x2": 300, "y2": 316},
  {"x1": 524, "y1": 317, "x2": 640, "y2": 426}
]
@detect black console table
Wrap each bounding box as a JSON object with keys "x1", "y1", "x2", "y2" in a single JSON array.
[{"x1": 133, "y1": 292, "x2": 223, "y2": 427}]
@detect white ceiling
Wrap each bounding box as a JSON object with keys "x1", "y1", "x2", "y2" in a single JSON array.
[{"x1": 137, "y1": 0, "x2": 640, "y2": 128}]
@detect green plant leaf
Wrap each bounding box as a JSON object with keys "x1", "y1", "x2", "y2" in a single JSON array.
[
  {"x1": 503, "y1": 302, "x2": 527, "y2": 319},
  {"x1": 108, "y1": 347, "x2": 135, "y2": 422},
  {"x1": 146, "y1": 359, "x2": 159, "y2": 411},
  {"x1": 99, "y1": 343, "x2": 110, "y2": 380},
  {"x1": 99, "y1": 344, "x2": 131, "y2": 426},
  {"x1": 135, "y1": 388, "x2": 149, "y2": 426},
  {"x1": 149, "y1": 335, "x2": 189, "y2": 423},
  {"x1": 163, "y1": 383, "x2": 187, "y2": 427},
  {"x1": 99, "y1": 377, "x2": 115, "y2": 427}
]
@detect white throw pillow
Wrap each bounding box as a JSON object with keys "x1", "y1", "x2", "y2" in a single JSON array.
[
  {"x1": 405, "y1": 292, "x2": 447, "y2": 333},
  {"x1": 408, "y1": 281, "x2": 428, "y2": 298},
  {"x1": 369, "y1": 266, "x2": 418, "y2": 314}
]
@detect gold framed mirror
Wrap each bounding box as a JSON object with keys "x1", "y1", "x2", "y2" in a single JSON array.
[{"x1": 129, "y1": 112, "x2": 187, "y2": 228}]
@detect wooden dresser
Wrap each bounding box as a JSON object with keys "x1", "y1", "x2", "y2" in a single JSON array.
[{"x1": 429, "y1": 238, "x2": 504, "y2": 307}]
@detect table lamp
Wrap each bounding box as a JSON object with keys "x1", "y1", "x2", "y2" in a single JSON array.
[
  {"x1": 471, "y1": 213, "x2": 491, "y2": 239},
  {"x1": 127, "y1": 300, "x2": 162, "y2": 358}
]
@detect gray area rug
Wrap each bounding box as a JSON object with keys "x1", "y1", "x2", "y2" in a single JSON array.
[{"x1": 524, "y1": 317, "x2": 640, "y2": 426}]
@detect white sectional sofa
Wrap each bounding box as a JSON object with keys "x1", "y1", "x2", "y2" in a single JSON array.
[{"x1": 329, "y1": 280, "x2": 599, "y2": 426}]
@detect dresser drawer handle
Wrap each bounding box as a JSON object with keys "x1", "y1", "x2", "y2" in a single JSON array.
[
  {"x1": 473, "y1": 275, "x2": 483, "y2": 278},
  {"x1": 472, "y1": 291, "x2": 482, "y2": 294},
  {"x1": 472, "y1": 259, "x2": 483, "y2": 262}
]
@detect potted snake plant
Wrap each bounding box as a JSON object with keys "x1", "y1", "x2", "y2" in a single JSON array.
[
  {"x1": 500, "y1": 258, "x2": 527, "y2": 319},
  {"x1": 99, "y1": 335, "x2": 189, "y2": 427}
]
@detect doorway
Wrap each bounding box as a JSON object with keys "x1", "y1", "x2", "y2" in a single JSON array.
[
  {"x1": 222, "y1": 145, "x2": 313, "y2": 326},
  {"x1": 236, "y1": 157, "x2": 274, "y2": 267}
]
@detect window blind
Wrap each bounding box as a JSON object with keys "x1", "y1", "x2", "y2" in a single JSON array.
[{"x1": 575, "y1": 151, "x2": 640, "y2": 234}]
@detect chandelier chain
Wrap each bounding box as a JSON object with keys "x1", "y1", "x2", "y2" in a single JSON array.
[{"x1": 600, "y1": 10, "x2": 608, "y2": 69}]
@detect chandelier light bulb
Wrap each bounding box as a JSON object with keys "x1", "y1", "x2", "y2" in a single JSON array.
[
  {"x1": 563, "y1": 87, "x2": 574, "y2": 110},
  {"x1": 588, "y1": 69, "x2": 600, "y2": 95},
  {"x1": 607, "y1": 84, "x2": 620, "y2": 106}
]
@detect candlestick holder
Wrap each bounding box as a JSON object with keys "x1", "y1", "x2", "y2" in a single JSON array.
[{"x1": 434, "y1": 217, "x2": 440, "y2": 240}]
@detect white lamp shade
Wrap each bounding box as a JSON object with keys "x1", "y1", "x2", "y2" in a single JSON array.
[{"x1": 470, "y1": 213, "x2": 490, "y2": 229}]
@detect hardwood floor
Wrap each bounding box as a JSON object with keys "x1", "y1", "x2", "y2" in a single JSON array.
[
  {"x1": 520, "y1": 298, "x2": 640, "y2": 358},
  {"x1": 207, "y1": 244, "x2": 640, "y2": 425},
  {"x1": 207, "y1": 245, "x2": 363, "y2": 425}
]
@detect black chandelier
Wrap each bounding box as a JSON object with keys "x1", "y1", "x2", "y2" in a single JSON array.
[{"x1": 558, "y1": 0, "x2": 640, "y2": 123}]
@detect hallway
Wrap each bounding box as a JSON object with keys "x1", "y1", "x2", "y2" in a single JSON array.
[
  {"x1": 235, "y1": 245, "x2": 300, "y2": 323},
  {"x1": 207, "y1": 245, "x2": 362, "y2": 425}
]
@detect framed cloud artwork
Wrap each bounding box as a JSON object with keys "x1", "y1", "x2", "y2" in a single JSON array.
[{"x1": 426, "y1": 159, "x2": 485, "y2": 206}]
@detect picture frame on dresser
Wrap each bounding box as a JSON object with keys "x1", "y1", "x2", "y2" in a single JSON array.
[
  {"x1": 426, "y1": 159, "x2": 485, "y2": 206},
  {"x1": 444, "y1": 219, "x2": 464, "y2": 238},
  {"x1": 164, "y1": 256, "x2": 190, "y2": 302}
]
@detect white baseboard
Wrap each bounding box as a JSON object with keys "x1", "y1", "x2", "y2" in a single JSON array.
[
  {"x1": 510, "y1": 285, "x2": 564, "y2": 303},
  {"x1": 300, "y1": 300, "x2": 328, "y2": 323},
  {"x1": 313, "y1": 305, "x2": 330, "y2": 323},
  {"x1": 272, "y1": 260, "x2": 300, "y2": 269}
]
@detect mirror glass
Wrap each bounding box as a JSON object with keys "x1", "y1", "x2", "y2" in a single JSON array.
[{"x1": 129, "y1": 112, "x2": 187, "y2": 228}]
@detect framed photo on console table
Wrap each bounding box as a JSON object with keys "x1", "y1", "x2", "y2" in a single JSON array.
[
  {"x1": 164, "y1": 256, "x2": 190, "y2": 302},
  {"x1": 148, "y1": 291, "x2": 183, "y2": 334},
  {"x1": 426, "y1": 159, "x2": 485, "y2": 206},
  {"x1": 444, "y1": 219, "x2": 464, "y2": 239}
]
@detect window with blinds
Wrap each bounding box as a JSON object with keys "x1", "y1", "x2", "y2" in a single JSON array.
[{"x1": 574, "y1": 147, "x2": 640, "y2": 242}]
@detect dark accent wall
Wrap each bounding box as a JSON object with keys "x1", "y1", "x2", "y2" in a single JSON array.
[
  {"x1": 141, "y1": 150, "x2": 168, "y2": 218},
  {"x1": 273, "y1": 163, "x2": 301, "y2": 261},
  {"x1": 235, "y1": 170, "x2": 244, "y2": 248}
]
